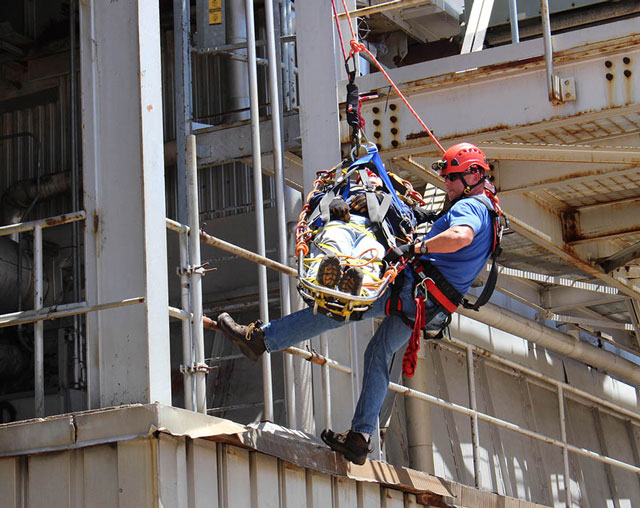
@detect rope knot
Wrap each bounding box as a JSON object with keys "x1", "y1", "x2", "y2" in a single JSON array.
[{"x1": 349, "y1": 39, "x2": 366, "y2": 54}]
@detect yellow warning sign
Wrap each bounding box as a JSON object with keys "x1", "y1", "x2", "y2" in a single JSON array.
[{"x1": 209, "y1": 0, "x2": 222, "y2": 25}]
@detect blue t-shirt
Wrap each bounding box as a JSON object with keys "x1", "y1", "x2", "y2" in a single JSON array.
[{"x1": 419, "y1": 196, "x2": 494, "y2": 294}]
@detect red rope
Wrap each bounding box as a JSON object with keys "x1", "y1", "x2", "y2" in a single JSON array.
[
  {"x1": 402, "y1": 294, "x2": 425, "y2": 378},
  {"x1": 330, "y1": 0, "x2": 349, "y2": 63}
]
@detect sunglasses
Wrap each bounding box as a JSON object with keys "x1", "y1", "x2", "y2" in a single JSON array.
[{"x1": 442, "y1": 171, "x2": 473, "y2": 182}]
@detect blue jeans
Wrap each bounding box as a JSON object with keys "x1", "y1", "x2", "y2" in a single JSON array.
[{"x1": 263, "y1": 268, "x2": 448, "y2": 435}]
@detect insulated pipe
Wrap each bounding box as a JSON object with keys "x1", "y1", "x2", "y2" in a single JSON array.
[
  {"x1": 540, "y1": 0, "x2": 555, "y2": 101},
  {"x1": 264, "y1": 0, "x2": 296, "y2": 429},
  {"x1": 456, "y1": 302, "x2": 640, "y2": 387},
  {"x1": 246, "y1": 0, "x2": 274, "y2": 422},
  {"x1": 187, "y1": 135, "x2": 207, "y2": 414},
  {"x1": 321, "y1": 333, "x2": 332, "y2": 429}
]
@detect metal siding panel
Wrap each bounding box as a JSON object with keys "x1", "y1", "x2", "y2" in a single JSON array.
[
  {"x1": 332, "y1": 477, "x2": 357, "y2": 508},
  {"x1": 381, "y1": 488, "x2": 404, "y2": 508},
  {"x1": 28, "y1": 451, "x2": 70, "y2": 508},
  {"x1": 403, "y1": 493, "x2": 418, "y2": 508},
  {"x1": 306, "y1": 470, "x2": 332, "y2": 508},
  {"x1": 250, "y1": 452, "x2": 280, "y2": 508},
  {"x1": 188, "y1": 439, "x2": 219, "y2": 508},
  {"x1": 220, "y1": 444, "x2": 251, "y2": 508},
  {"x1": 280, "y1": 460, "x2": 307, "y2": 508},
  {"x1": 357, "y1": 482, "x2": 381, "y2": 508},
  {"x1": 83, "y1": 444, "x2": 119, "y2": 508},
  {"x1": 0, "y1": 457, "x2": 18, "y2": 508},
  {"x1": 158, "y1": 435, "x2": 189, "y2": 508},
  {"x1": 117, "y1": 439, "x2": 156, "y2": 508}
]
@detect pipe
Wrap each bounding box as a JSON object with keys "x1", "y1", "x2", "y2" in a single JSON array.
[
  {"x1": 33, "y1": 224, "x2": 44, "y2": 418},
  {"x1": 69, "y1": 0, "x2": 82, "y2": 391},
  {"x1": 558, "y1": 386, "x2": 572, "y2": 508},
  {"x1": 0, "y1": 237, "x2": 34, "y2": 312},
  {"x1": 186, "y1": 135, "x2": 207, "y2": 414},
  {"x1": 467, "y1": 345, "x2": 481, "y2": 488},
  {"x1": 264, "y1": 0, "x2": 296, "y2": 429},
  {"x1": 456, "y1": 302, "x2": 640, "y2": 387},
  {"x1": 540, "y1": 0, "x2": 555, "y2": 101},
  {"x1": 245, "y1": 0, "x2": 274, "y2": 422},
  {"x1": 2, "y1": 171, "x2": 72, "y2": 226},
  {"x1": 179, "y1": 230, "x2": 194, "y2": 411},
  {"x1": 173, "y1": 0, "x2": 192, "y2": 226},
  {"x1": 508, "y1": 0, "x2": 520, "y2": 43},
  {"x1": 226, "y1": 0, "x2": 250, "y2": 122}
]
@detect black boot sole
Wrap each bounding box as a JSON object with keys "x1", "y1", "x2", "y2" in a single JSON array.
[{"x1": 320, "y1": 429, "x2": 368, "y2": 465}]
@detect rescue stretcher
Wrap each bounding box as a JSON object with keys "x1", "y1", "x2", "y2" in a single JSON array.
[{"x1": 295, "y1": 145, "x2": 426, "y2": 322}]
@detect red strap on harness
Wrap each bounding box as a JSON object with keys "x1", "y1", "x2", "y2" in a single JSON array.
[
  {"x1": 425, "y1": 279, "x2": 458, "y2": 314},
  {"x1": 402, "y1": 294, "x2": 425, "y2": 378}
]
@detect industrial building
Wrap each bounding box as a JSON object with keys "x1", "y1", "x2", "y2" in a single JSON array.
[{"x1": 1, "y1": 0, "x2": 640, "y2": 506}]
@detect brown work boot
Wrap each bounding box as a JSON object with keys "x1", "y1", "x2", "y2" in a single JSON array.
[
  {"x1": 321, "y1": 429, "x2": 371, "y2": 465},
  {"x1": 217, "y1": 312, "x2": 266, "y2": 361},
  {"x1": 317, "y1": 255, "x2": 341, "y2": 288},
  {"x1": 338, "y1": 266, "x2": 364, "y2": 295}
]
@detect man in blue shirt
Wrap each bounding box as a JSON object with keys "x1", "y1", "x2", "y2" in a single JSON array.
[{"x1": 217, "y1": 142, "x2": 500, "y2": 465}]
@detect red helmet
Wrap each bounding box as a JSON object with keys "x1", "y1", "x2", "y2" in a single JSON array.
[{"x1": 433, "y1": 143, "x2": 489, "y2": 176}]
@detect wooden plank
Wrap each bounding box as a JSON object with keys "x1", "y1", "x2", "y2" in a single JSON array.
[
  {"x1": 117, "y1": 438, "x2": 156, "y2": 508},
  {"x1": 83, "y1": 445, "x2": 119, "y2": 508},
  {"x1": 28, "y1": 451, "x2": 71, "y2": 508},
  {"x1": 188, "y1": 439, "x2": 219, "y2": 508}
]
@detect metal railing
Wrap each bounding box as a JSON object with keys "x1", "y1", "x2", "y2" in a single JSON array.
[{"x1": 0, "y1": 211, "x2": 145, "y2": 418}]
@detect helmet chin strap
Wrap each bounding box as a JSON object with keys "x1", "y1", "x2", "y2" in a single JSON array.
[{"x1": 456, "y1": 172, "x2": 485, "y2": 201}]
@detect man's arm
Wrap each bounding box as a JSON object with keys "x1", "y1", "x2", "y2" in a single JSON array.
[{"x1": 413, "y1": 225, "x2": 474, "y2": 254}]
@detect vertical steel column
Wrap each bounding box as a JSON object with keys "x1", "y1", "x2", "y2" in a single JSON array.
[
  {"x1": 508, "y1": 0, "x2": 520, "y2": 44},
  {"x1": 558, "y1": 385, "x2": 571, "y2": 508},
  {"x1": 187, "y1": 135, "x2": 207, "y2": 413},
  {"x1": 174, "y1": 0, "x2": 192, "y2": 224},
  {"x1": 466, "y1": 345, "x2": 481, "y2": 488},
  {"x1": 348, "y1": 323, "x2": 360, "y2": 410},
  {"x1": 264, "y1": 0, "x2": 296, "y2": 429},
  {"x1": 179, "y1": 228, "x2": 194, "y2": 411},
  {"x1": 34, "y1": 225, "x2": 44, "y2": 417},
  {"x1": 540, "y1": 0, "x2": 555, "y2": 101},
  {"x1": 245, "y1": 0, "x2": 274, "y2": 422}
]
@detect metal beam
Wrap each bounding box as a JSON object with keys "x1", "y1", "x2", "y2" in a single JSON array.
[
  {"x1": 500, "y1": 193, "x2": 640, "y2": 300},
  {"x1": 344, "y1": 18, "x2": 640, "y2": 157},
  {"x1": 193, "y1": 113, "x2": 300, "y2": 167},
  {"x1": 564, "y1": 198, "x2": 640, "y2": 244},
  {"x1": 599, "y1": 241, "x2": 640, "y2": 273}
]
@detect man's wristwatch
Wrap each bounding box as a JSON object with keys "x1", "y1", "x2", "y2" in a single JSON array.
[{"x1": 419, "y1": 241, "x2": 429, "y2": 255}]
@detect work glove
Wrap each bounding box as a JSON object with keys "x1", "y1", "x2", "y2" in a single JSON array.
[
  {"x1": 349, "y1": 192, "x2": 383, "y2": 216},
  {"x1": 384, "y1": 243, "x2": 415, "y2": 264},
  {"x1": 329, "y1": 197, "x2": 350, "y2": 221},
  {"x1": 413, "y1": 207, "x2": 440, "y2": 224}
]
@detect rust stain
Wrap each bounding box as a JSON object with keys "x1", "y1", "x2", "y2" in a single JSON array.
[
  {"x1": 45, "y1": 214, "x2": 69, "y2": 227},
  {"x1": 146, "y1": 104, "x2": 153, "y2": 112},
  {"x1": 93, "y1": 211, "x2": 99, "y2": 234}
]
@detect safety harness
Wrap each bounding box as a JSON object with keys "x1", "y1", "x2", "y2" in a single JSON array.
[{"x1": 385, "y1": 194, "x2": 508, "y2": 376}]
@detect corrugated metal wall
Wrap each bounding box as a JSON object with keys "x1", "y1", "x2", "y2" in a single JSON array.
[
  {"x1": 0, "y1": 435, "x2": 427, "y2": 508},
  {"x1": 0, "y1": 77, "x2": 73, "y2": 221}
]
